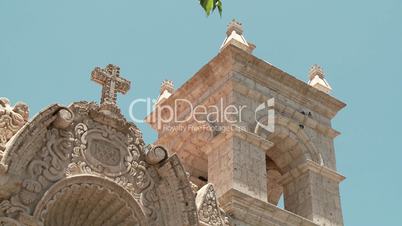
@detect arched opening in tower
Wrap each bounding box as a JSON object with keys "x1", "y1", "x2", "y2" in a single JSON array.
[{"x1": 266, "y1": 155, "x2": 283, "y2": 206}]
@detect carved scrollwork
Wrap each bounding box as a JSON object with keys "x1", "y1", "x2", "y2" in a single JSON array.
[
  {"x1": 0, "y1": 196, "x2": 42, "y2": 226},
  {"x1": 0, "y1": 196, "x2": 28, "y2": 219},
  {"x1": 196, "y1": 184, "x2": 230, "y2": 226},
  {"x1": 18, "y1": 128, "x2": 75, "y2": 207},
  {"x1": 67, "y1": 119, "x2": 151, "y2": 194},
  {"x1": 51, "y1": 108, "x2": 74, "y2": 129},
  {"x1": 0, "y1": 217, "x2": 22, "y2": 226},
  {"x1": 0, "y1": 98, "x2": 29, "y2": 154},
  {"x1": 0, "y1": 101, "x2": 159, "y2": 225},
  {"x1": 144, "y1": 145, "x2": 168, "y2": 165}
]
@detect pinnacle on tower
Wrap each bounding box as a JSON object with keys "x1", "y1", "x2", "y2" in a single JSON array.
[
  {"x1": 156, "y1": 80, "x2": 174, "y2": 105},
  {"x1": 226, "y1": 19, "x2": 243, "y2": 36},
  {"x1": 307, "y1": 64, "x2": 332, "y2": 94},
  {"x1": 160, "y1": 80, "x2": 174, "y2": 94},
  {"x1": 220, "y1": 19, "x2": 255, "y2": 53}
]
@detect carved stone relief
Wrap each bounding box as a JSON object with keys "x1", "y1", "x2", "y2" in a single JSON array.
[
  {"x1": 196, "y1": 184, "x2": 231, "y2": 226},
  {"x1": 0, "y1": 98, "x2": 29, "y2": 154},
  {"x1": 0, "y1": 102, "x2": 155, "y2": 225},
  {"x1": 67, "y1": 118, "x2": 150, "y2": 194}
]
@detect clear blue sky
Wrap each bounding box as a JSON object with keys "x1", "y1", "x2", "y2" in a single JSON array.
[{"x1": 1, "y1": 1, "x2": 401, "y2": 225}]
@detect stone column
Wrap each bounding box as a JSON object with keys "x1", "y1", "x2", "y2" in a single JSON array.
[
  {"x1": 280, "y1": 160, "x2": 345, "y2": 226},
  {"x1": 205, "y1": 128, "x2": 273, "y2": 202}
]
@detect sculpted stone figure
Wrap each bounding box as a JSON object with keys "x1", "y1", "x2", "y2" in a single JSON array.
[{"x1": 0, "y1": 98, "x2": 29, "y2": 152}]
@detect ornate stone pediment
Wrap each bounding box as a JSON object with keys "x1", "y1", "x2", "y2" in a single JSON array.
[
  {"x1": 0, "y1": 101, "x2": 199, "y2": 226},
  {"x1": 64, "y1": 102, "x2": 151, "y2": 194},
  {"x1": 0, "y1": 65, "x2": 200, "y2": 226},
  {"x1": 0, "y1": 101, "x2": 152, "y2": 214}
]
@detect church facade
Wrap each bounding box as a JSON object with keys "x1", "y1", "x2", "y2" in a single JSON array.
[{"x1": 0, "y1": 20, "x2": 345, "y2": 226}]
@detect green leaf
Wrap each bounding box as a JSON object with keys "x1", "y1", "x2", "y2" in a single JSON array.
[
  {"x1": 199, "y1": 0, "x2": 223, "y2": 17},
  {"x1": 216, "y1": 0, "x2": 222, "y2": 16},
  {"x1": 200, "y1": 0, "x2": 214, "y2": 16}
]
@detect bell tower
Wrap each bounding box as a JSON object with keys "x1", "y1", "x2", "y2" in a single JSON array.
[{"x1": 146, "y1": 20, "x2": 346, "y2": 226}]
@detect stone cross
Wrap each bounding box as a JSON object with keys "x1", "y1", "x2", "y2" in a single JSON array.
[{"x1": 91, "y1": 64, "x2": 130, "y2": 106}]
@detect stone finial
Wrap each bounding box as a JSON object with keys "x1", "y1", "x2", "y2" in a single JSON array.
[
  {"x1": 309, "y1": 64, "x2": 325, "y2": 80},
  {"x1": 226, "y1": 19, "x2": 244, "y2": 36},
  {"x1": 52, "y1": 107, "x2": 74, "y2": 129},
  {"x1": 160, "y1": 80, "x2": 174, "y2": 94},
  {"x1": 0, "y1": 98, "x2": 29, "y2": 151},
  {"x1": 220, "y1": 19, "x2": 255, "y2": 54},
  {"x1": 307, "y1": 64, "x2": 332, "y2": 94},
  {"x1": 144, "y1": 144, "x2": 168, "y2": 165},
  {"x1": 91, "y1": 64, "x2": 131, "y2": 117},
  {"x1": 156, "y1": 80, "x2": 174, "y2": 105}
]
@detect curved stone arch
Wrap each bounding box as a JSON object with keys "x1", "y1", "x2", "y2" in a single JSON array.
[
  {"x1": 266, "y1": 156, "x2": 283, "y2": 205},
  {"x1": 154, "y1": 155, "x2": 198, "y2": 226},
  {"x1": 164, "y1": 120, "x2": 215, "y2": 187},
  {"x1": 254, "y1": 115, "x2": 323, "y2": 173},
  {"x1": 33, "y1": 175, "x2": 148, "y2": 226}
]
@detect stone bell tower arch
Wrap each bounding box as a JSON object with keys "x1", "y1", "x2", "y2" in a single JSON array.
[{"x1": 147, "y1": 20, "x2": 346, "y2": 226}]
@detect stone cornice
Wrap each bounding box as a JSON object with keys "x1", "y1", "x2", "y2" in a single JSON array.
[
  {"x1": 279, "y1": 160, "x2": 346, "y2": 185},
  {"x1": 233, "y1": 80, "x2": 341, "y2": 138},
  {"x1": 227, "y1": 46, "x2": 346, "y2": 119},
  {"x1": 153, "y1": 50, "x2": 234, "y2": 109},
  {"x1": 219, "y1": 188, "x2": 318, "y2": 226},
  {"x1": 144, "y1": 53, "x2": 234, "y2": 129},
  {"x1": 146, "y1": 45, "x2": 345, "y2": 129}
]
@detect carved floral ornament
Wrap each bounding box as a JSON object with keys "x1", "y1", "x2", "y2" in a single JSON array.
[
  {"x1": 67, "y1": 102, "x2": 152, "y2": 193},
  {"x1": 0, "y1": 98, "x2": 29, "y2": 153},
  {"x1": 67, "y1": 118, "x2": 149, "y2": 192},
  {"x1": 196, "y1": 184, "x2": 231, "y2": 226}
]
